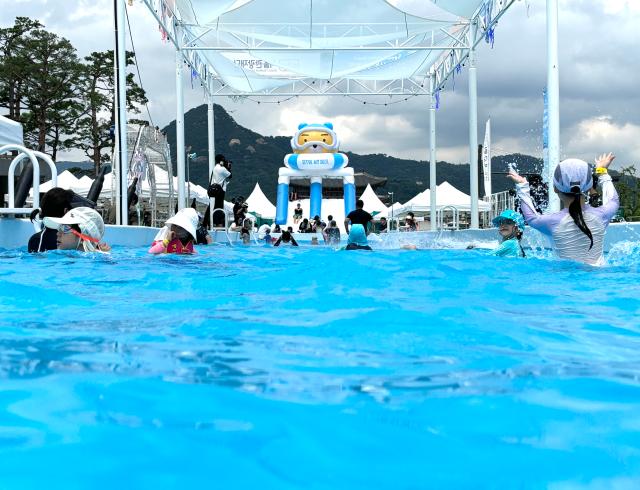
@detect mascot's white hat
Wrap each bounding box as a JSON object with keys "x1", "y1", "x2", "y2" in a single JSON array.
[{"x1": 290, "y1": 122, "x2": 340, "y2": 153}]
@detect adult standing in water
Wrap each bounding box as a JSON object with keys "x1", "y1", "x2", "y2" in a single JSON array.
[
  {"x1": 507, "y1": 152, "x2": 619, "y2": 265},
  {"x1": 209, "y1": 154, "x2": 232, "y2": 227},
  {"x1": 344, "y1": 199, "x2": 373, "y2": 235}
]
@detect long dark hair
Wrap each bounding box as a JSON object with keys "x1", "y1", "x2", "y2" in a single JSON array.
[
  {"x1": 29, "y1": 187, "x2": 74, "y2": 222},
  {"x1": 566, "y1": 186, "x2": 593, "y2": 249},
  {"x1": 515, "y1": 229, "x2": 526, "y2": 258}
]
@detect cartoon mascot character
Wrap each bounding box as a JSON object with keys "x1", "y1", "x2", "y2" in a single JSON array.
[{"x1": 284, "y1": 123, "x2": 348, "y2": 170}]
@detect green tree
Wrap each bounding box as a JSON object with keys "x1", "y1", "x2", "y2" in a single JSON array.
[
  {"x1": 0, "y1": 16, "x2": 43, "y2": 120},
  {"x1": 18, "y1": 27, "x2": 82, "y2": 158},
  {"x1": 615, "y1": 165, "x2": 640, "y2": 219},
  {"x1": 69, "y1": 50, "x2": 148, "y2": 175}
]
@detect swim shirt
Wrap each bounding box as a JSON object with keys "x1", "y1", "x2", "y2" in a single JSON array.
[
  {"x1": 516, "y1": 173, "x2": 619, "y2": 265},
  {"x1": 346, "y1": 209, "x2": 373, "y2": 230},
  {"x1": 28, "y1": 228, "x2": 58, "y2": 252},
  {"x1": 492, "y1": 238, "x2": 523, "y2": 258}
]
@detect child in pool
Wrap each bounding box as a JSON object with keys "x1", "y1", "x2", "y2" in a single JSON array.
[
  {"x1": 508, "y1": 153, "x2": 619, "y2": 265},
  {"x1": 149, "y1": 208, "x2": 198, "y2": 254},
  {"x1": 490, "y1": 210, "x2": 526, "y2": 258}
]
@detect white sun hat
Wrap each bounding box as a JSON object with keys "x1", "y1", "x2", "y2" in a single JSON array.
[
  {"x1": 165, "y1": 208, "x2": 198, "y2": 240},
  {"x1": 43, "y1": 207, "x2": 105, "y2": 251},
  {"x1": 553, "y1": 158, "x2": 593, "y2": 194}
]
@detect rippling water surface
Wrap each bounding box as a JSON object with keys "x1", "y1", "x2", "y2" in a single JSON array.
[{"x1": 1, "y1": 244, "x2": 640, "y2": 489}]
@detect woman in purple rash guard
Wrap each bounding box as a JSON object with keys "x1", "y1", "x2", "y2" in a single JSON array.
[{"x1": 507, "y1": 152, "x2": 619, "y2": 266}]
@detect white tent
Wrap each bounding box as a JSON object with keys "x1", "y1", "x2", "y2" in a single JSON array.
[
  {"x1": 0, "y1": 115, "x2": 23, "y2": 146},
  {"x1": 376, "y1": 201, "x2": 404, "y2": 220},
  {"x1": 245, "y1": 183, "x2": 276, "y2": 220},
  {"x1": 34, "y1": 170, "x2": 82, "y2": 194},
  {"x1": 398, "y1": 181, "x2": 490, "y2": 215},
  {"x1": 359, "y1": 184, "x2": 387, "y2": 216}
]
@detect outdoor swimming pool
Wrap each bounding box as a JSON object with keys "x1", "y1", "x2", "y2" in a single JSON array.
[{"x1": 1, "y1": 244, "x2": 640, "y2": 488}]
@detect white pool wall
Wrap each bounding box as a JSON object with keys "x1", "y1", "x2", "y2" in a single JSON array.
[{"x1": 1, "y1": 217, "x2": 639, "y2": 251}]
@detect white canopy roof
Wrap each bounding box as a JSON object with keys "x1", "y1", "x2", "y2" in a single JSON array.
[
  {"x1": 146, "y1": 0, "x2": 514, "y2": 96},
  {"x1": 0, "y1": 115, "x2": 24, "y2": 146},
  {"x1": 359, "y1": 183, "x2": 387, "y2": 215},
  {"x1": 245, "y1": 182, "x2": 276, "y2": 219},
  {"x1": 398, "y1": 181, "x2": 490, "y2": 214},
  {"x1": 376, "y1": 201, "x2": 404, "y2": 220},
  {"x1": 34, "y1": 170, "x2": 81, "y2": 194}
]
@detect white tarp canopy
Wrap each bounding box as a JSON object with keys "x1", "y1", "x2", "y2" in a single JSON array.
[
  {"x1": 149, "y1": 0, "x2": 508, "y2": 94},
  {"x1": 0, "y1": 115, "x2": 24, "y2": 146},
  {"x1": 376, "y1": 201, "x2": 404, "y2": 220},
  {"x1": 245, "y1": 182, "x2": 276, "y2": 219},
  {"x1": 32, "y1": 170, "x2": 81, "y2": 194},
  {"x1": 398, "y1": 181, "x2": 490, "y2": 214},
  {"x1": 359, "y1": 183, "x2": 387, "y2": 216}
]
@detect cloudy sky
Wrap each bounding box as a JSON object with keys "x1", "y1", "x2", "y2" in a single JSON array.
[{"x1": 2, "y1": 0, "x2": 640, "y2": 171}]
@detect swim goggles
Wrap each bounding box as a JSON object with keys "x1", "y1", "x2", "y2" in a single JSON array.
[{"x1": 58, "y1": 224, "x2": 99, "y2": 243}]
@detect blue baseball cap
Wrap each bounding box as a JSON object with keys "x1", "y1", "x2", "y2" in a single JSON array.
[{"x1": 492, "y1": 210, "x2": 525, "y2": 230}]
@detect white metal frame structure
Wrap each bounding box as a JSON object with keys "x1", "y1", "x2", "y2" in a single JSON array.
[{"x1": 115, "y1": 0, "x2": 559, "y2": 228}]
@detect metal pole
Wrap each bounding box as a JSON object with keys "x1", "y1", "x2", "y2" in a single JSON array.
[
  {"x1": 468, "y1": 20, "x2": 479, "y2": 229},
  {"x1": 207, "y1": 95, "x2": 215, "y2": 228},
  {"x1": 114, "y1": 0, "x2": 128, "y2": 225},
  {"x1": 187, "y1": 153, "x2": 190, "y2": 203},
  {"x1": 175, "y1": 48, "x2": 186, "y2": 211},
  {"x1": 429, "y1": 73, "x2": 437, "y2": 231},
  {"x1": 546, "y1": 0, "x2": 560, "y2": 211}
]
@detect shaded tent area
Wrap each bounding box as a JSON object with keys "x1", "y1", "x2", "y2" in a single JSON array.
[
  {"x1": 398, "y1": 181, "x2": 491, "y2": 215},
  {"x1": 30, "y1": 167, "x2": 211, "y2": 204}
]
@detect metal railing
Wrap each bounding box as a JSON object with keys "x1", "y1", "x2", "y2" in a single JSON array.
[{"x1": 1, "y1": 145, "x2": 57, "y2": 215}]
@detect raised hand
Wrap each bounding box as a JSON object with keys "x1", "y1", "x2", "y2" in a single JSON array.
[
  {"x1": 507, "y1": 168, "x2": 527, "y2": 184},
  {"x1": 595, "y1": 152, "x2": 615, "y2": 168}
]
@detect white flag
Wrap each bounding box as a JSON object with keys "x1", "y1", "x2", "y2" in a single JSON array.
[{"x1": 481, "y1": 118, "x2": 491, "y2": 197}]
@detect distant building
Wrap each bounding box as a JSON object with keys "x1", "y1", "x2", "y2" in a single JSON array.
[{"x1": 289, "y1": 171, "x2": 387, "y2": 201}]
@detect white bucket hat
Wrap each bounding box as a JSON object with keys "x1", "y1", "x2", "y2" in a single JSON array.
[
  {"x1": 43, "y1": 207, "x2": 105, "y2": 251},
  {"x1": 165, "y1": 208, "x2": 198, "y2": 240},
  {"x1": 553, "y1": 158, "x2": 593, "y2": 194}
]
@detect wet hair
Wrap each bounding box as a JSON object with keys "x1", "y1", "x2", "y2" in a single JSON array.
[
  {"x1": 565, "y1": 186, "x2": 594, "y2": 249},
  {"x1": 281, "y1": 231, "x2": 292, "y2": 242},
  {"x1": 170, "y1": 224, "x2": 192, "y2": 246},
  {"x1": 356, "y1": 199, "x2": 364, "y2": 209},
  {"x1": 30, "y1": 187, "x2": 73, "y2": 222},
  {"x1": 515, "y1": 229, "x2": 526, "y2": 258}
]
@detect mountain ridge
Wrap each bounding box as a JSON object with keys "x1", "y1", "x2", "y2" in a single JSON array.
[{"x1": 163, "y1": 104, "x2": 545, "y2": 203}]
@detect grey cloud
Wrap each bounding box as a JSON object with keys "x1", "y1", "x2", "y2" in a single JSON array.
[{"x1": 2, "y1": 0, "x2": 639, "y2": 168}]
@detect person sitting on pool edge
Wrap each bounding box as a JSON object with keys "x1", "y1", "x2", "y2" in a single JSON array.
[
  {"x1": 293, "y1": 202, "x2": 303, "y2": 224},
  {"x1": 43, "y1": 207, "x2": 109, "y2": 252},
  {"x1": 344, "y1": 224, "x2": 372, "y2": 251},
  {"x1": 273, "y1": 230, "x2": 299, "y2": 247},
  {"x1": 344, "y1": 199, "x2": 373, "y2": 235},
  {"x1": 149, "y1": 208, "x2": 198, "y2": 254}
]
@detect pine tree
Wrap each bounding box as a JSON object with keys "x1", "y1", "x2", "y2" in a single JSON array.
[
  {"x1": 69, "y1": 50, "x2": 148, "y2": 175},
  {"x1": 0, "y1": 17, "x2": 43, "y2": 120},
  {"x1": 19, "y1": 28, "x2": 82, "y2": 157}
]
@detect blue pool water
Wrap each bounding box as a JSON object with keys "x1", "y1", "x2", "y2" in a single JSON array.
[{"x1": 1, "y1": 244, "x2": 640, "y2": 489}]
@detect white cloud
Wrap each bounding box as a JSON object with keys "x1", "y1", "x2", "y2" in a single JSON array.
[
  {"x1": 2, "y1": 0, "x2": 640, "y2": 167},
  {"x1": 563, "y1": 116, "x2": 640, "y2": 167}
]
